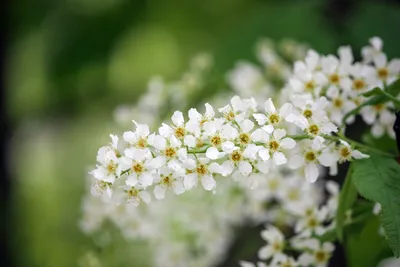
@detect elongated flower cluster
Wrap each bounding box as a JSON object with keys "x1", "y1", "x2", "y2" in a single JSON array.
[{"x1": 83, "y1": 37, "x2": 399, "y2": 267}]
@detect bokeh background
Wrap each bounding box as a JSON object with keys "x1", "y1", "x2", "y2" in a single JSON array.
[{"x1": 4, "y1": 0, "x2": 400, "y2": 266}]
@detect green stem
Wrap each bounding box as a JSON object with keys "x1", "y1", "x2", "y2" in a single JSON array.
[{"x1": 380, "y1": 88, "x2": 400, "y2": 107}]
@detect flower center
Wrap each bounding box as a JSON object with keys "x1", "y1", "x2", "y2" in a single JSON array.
[
  {"x1": 196, "y1": 164, "x2": 208, "y2": 175},
  {"x1": 339, "y1": 147, "x2": 351, "y2": 159},
  {"x1": 269, "y1": 113, "x2": 280, "y2": 124},
  {"x1": 132, "y1": 162, "x2": 144, "y2": 173},
  {"x1": 308, "y1": 124, "x2": 320, "y2": 136},
  {"x1": 165, "y1": 147, "x2": 176, "y2": 158},
  {"x1": 239, "y1": 133, "x2": 250, "y2": 144},
  {"x1": 269, "y1": 140, "x2": 280, "y2": 152},
  {"x1": 353, "y1": 79, "x2": 365, "y2": 90},
  {"x1": 127, "y1": 188, "x2": 138, "y2": 198},
  {"x1": 303, "y1": 109, "x2": 313, "y2": 119},
  {"x1": 136, "y1": 138, "x2": 147, "y2": 148},
  {"x1": 305, "y1": 151, "x2": 317, "y2": 162},
  {"x1": 162, "y1": 175, "x2": 172, "y2": 186},
  {"x1": 272, "y1": 241, "x2": 282, "y2": 252},
  {"x1": 230, "y1": 151, "x2": 242, "y2": 162},
  {"x1": 377, "y1": 68, "x2": 388, "y2": 80},
  {"x1": 288, "y1": 189, "x2": 300, "y2": 201},
  {"x1": 107, "y1": 162, "x2": 116, "y2": 174},
  {"x1": 307, "y1": 217, "x2": 318, "y2": 228},
  {"x1": 305, "y1": 80, "x2": 315, "y2": 92},
  {"x1": 268, "y1": 179, "x2": 279, "y2": 190},
  {"x1": 314, "y1": 250, "x2": 328, "y2": 263},
  {"x1": 329, "y1": 73, "x2": 340, "y2": 84},
  {"x1": 333, "y1": 98, "x2": 343, "y2": 108},
  {"x1": 225, "y1": 111, "x2": 235, "y2": 121},
  {"x1": 211, "y1": 135, "x2": 222, "y2": 146},
  {"x1": 174, "y1": 127, "x2": 185, "y2": 138},
  {"x1": 373, "y1": 103, "x2": 384, "y2": 111}
]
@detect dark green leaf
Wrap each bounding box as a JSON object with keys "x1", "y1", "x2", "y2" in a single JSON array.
[
  {"x1": 362, "y1": 87, "x2": 382, "y2": 97},
  {"x1": 352, "y1": 154, "x2": 400, "y2": 257},
  {"x1": 336, "y1": 164, "x2": 358, "y2": 242}
]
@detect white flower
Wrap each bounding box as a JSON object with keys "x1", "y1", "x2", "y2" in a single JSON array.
[
  {"x1": 361, "y1": 36, "x2": 383, "y2": 64},
  {"x1": 294, "y1": 206, "x2": 329, "y2": 237},
  {"x1": 153, "y1": 167, "x2": 185, "y2": 199},
  {"x1": 218, "y1": 95, "x2": 249, "y2": 122},
  {"x1": 91, "y1": 179, "x2": 113, "y2": 198},
  {"x1": 326, "y1": 86, "x2": 356, "y2": 125},
  {"x1": 147, "y1": 134, "x2": 187, "y2": 173},
  {"x1": 118, "y1": 148, "x2": 155, "y2": 187},
  {"x1": 253, "y1": 98, "x2": 292, "y2": 127},
  {"x1": 289, "y1": 137, "x2": 336, "y2": 183},
  {"x1": 335, "y1": 140, "x2": 369, "y2": 163},
  {"x1": 123, "y1": 121, "x2": 150, "y2": 149},
  {"x1": 258, "y1": 226, "x2": 285, "y2": 262},
  {"x1": 258, "y1": 129, "x2": 296, "y2": 165},
  {"x1": 320, "y1": 54, "x2": 352, "y2": 91},
  {"x1": 297, "y1": 239, "x2": 334, "y2": 267},
  {"x1": 90, "y1": 145, "x2": 119, "y2": 183},
  {"x1": 125, "y1": 186, "x2": 151, "y2": 206},
  {"x1": 204, "y1": 119, "x2": 239, "y2": 160},
  {"x1": 218, "y1": 145, "x2": 255, "y2": 177},
  {"x1": 182, "y1": 157, "x2": 218, "y2": 191},
  {"x1": 368, "y1": 53, "x2": 400, "y2": 86},
  {"x1": 360, "y1": 103, "x2": 396, "y2": 138}
]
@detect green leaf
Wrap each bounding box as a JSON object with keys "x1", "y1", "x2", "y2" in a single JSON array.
[
  {"x1": 346, "y1": 216, "x2": 391, "y2": 267},
  {"x1": 352, "y1": 154, "x2": 400, "y2": 257},
  {"x1": 362, "y1": 87, "x2": 382, "y2": 97},
  {"x1": 336, "y1": 164, "x2": 358, "y2": 242},
  {"x1": 388, "y1": 79, "x2": 400, "y2": 96}
]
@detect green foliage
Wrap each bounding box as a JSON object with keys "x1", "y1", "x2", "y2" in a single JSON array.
[
  {"x1": 336, "y1": 164, "x2": 358, "y2": 242},
  {"x1": 346, "y1": 216, "x2": 391, "y2": 267},
  {"x1": 351, "y1": 154, "x2": 400, "y2": 257}
]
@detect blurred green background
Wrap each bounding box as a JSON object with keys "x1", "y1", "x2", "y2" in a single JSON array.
[{"x1": 6, "y1": 0, "x2": 400, "y2": 266}]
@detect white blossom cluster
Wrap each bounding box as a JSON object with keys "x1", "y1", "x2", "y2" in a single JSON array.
[{"x1": 83, "y1": 37, "x2": 399, "y2": 267}]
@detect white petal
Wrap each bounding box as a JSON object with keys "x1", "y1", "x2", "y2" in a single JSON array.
[
  {"x1": 351, "y1": 150, "x2": 369, "y2": 159},
  {"x1": 206, "y1": 147, "x2": 222, "y2": 160},
  {"x1": 258, "y1": 148, "x2": 270, "y2": 161},
  {"x1": 202, "y1": 175, "x2": 216, "y2": 191},
  {"x1": 258, "y1": 245, "x2": 273, "y2": 260},
  {"x1": 273, "y1": 129, "x2": 286, "y2": 140},
  {"x1": 188, "y1": 108, "x2": 202, "y2": 121},
  {"x1": 264, "y1": 98, "x2": 276, "y2": 113},
  {"x1": 273, "y1": 152, "x2": 287, "y2": 165},
  {"x1": 240, "y1": 119, "x2": 255, "y2": 133},
  {"x1": 184, "y1": 173, "x2": 198, "y2": 190},
  {"x1": 253, "y1": 113, "x2": 268, "y2": 125},
  {"x1": 171, "y1": 111, "x2": 184, "y2": 126},
  {"x1": 123, "y1": 131, "x2": 136, "y2": 144},
  {"x1": 139, "y1": 172, "x2": 153, "y2": 187},
  {"x1": 221, "y1": 141, "x2": 235, "y2": 153},
  {"x1": 173, "y1": 180, "x2": 185, "y2": 195},
  {"x1": 239, "y1": 161, "x2": 252, "y2": 176},
  {"x1": 280, "y1": 138, "x2": 296, "y2": 149},
  {"x1": 126, "y1": 174, "x2": 138, "y2": 186},
  {"x1": 288, "y1": 154, "x2": 304, "y2": 169},
  {"x1": 305, "y1": 163, "x2": 319, "y2": 183},
  {"x1": 154, "y1": 185, "x2": 166, "y2": 199},
  {"x1": 184, "y1": 135, "x2": 196, "y2": 147}
]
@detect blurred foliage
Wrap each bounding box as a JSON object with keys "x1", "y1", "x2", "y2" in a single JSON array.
[{"x1": 7, "y1": 0, "x2": 400, "y2": 267}]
